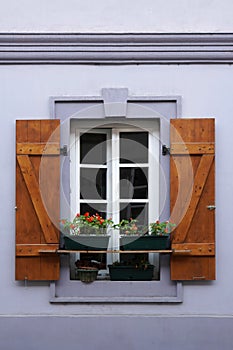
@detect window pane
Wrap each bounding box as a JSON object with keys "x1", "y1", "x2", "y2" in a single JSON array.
[
  {"x1": 120, "y1": 167, "x2": 148, "y2": 199},
  {"x1": 120, "y1": 132, "x2": 148, "y2": 164},
  {"x1": 80, "y1": 133, "x2": 107, "y2": 164},
  {"x1": 79, "y1": 253, "x2": 106, "y2": 270},
  {"x1": 80, "y1": 168, "x2": 106, "y2": 200},
  {"x1": 120, "y1": 202, "x2": 148, "y2": 226},
  {"x1": 80, "y1": 203, "x2": 107, "y2": 219}
]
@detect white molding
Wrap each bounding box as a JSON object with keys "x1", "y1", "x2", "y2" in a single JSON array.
[{"x1": 1, "y1": 33, "x2": 233, "y2": 64}]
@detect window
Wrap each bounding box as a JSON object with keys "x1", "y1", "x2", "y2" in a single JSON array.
[
  {"x1": 69, "y1": 120, "x2": 160, "y2": 279},
  {"x1": 15, "y1": 95, "x2": 215, "y2": 303}
]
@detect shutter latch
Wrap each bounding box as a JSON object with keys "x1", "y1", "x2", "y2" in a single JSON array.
[
  {"x1": 207, "y1": 205, "x2": 216, "y2": 211},
  {"x1": 60, "y1": 145, "x2": 68, "y2": 156},
  {"x1": 162, "y1": 145, "x2": 170, "y2": 156}
]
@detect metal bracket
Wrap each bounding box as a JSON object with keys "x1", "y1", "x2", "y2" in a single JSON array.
[
  {"x1": 60, "y1": 145, "x2": 68, "y2": 156},
  {"x1": 162, "y1": 145, "x2": 170, "y2": 156}
]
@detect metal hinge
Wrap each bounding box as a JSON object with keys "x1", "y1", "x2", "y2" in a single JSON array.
[
  {"x1": 60, "y1": 145, "x2": 68, "y2": 156},
  {"x1": 162, "y1": 145, "x2": 170, "y2": 156}
]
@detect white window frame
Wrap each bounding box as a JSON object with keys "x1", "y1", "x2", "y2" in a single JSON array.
[{"x1": 70, "y1": 120, "x2": 160, "y2": 272}]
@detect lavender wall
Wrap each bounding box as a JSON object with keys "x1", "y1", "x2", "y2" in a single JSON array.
[
  {"x1": 1, "y1": 316, "x2": 232, "y2": 350},
  {"x1": 0, "y1": 1, "x2": 233, "y2": 348},
  {"x1": 0, "y1": 0, "x2": 232, "y2": 33},
  {"x1": 0, "y1": 63, "x2": 231, "y2": 311}
]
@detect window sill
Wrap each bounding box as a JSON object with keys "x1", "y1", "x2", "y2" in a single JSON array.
[
  {"x1": 50, "y1": 280, "x2": 183, "y2": 303},
  {"x1": 49, "y1": 255, "x2": 183, "y2": 304}
]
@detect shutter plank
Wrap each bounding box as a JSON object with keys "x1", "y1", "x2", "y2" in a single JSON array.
[
  {"x1": 170, "y1": 143, "x2": 214, "y2": 155},
  {"x1": 17, "y1": 155, "x2": 58, "y2": 243},
  {"x1": 16, "y1": 244, "x2": 58, "y2": 256},
  {"x1": 16, "y1": 120, "x2": 40, "y2": 280},
  {"x1": 172, "y1": 243, "x2": 215, "y2": 256},
  {"x1": 170, "y1": 119, "x2": 215, "y2": 281},
  {"x1": 172, "y1": 154, "x2": 214, "y2": 243},
  {"x1": 17, "y1": 142, "x2": 60, "y2": 155}
]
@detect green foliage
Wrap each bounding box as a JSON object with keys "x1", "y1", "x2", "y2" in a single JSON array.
[
  {"x1": 113, "y1": 218, "x2": 147, "y2": 235},
  {"x1": 150, "y1": 220, "x2": 175, "y2": 236},
  {"x1": 60, "y1": 212, "x2": 113, "y2": 235}
]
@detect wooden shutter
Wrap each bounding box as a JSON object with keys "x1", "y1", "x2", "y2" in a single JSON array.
[
  {"x1": 16, "y1": 120, "x2": 60, "y2": 280},
  {"x1": 170, "y1": 118, "x2": 215, "y2": 281}
]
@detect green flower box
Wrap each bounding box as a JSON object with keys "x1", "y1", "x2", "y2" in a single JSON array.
[
  {"x1": 108, "y1": 264, "x2": 154, "y2": 281},
  {"x1": 120, "y1": 235, "x2": 170, "y2": 251},
  {"x1": 63, "y1": 234, "x2": 110, "y2": 251}
]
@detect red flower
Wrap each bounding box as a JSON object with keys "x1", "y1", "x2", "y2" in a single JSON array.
[
  {"x1": 76, "y1": 213, "x2": 80, "y2": 217},
  {"x1": 84, "y1": 212, "x2": 89, "y2": 217}
]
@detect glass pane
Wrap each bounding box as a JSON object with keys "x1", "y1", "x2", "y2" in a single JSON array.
[
  {"x1": 80, "y1": 203, "x2": 107, "y2": 219},
  {"x1": 80, "y1": 133, "x2": 107, "y2": 164},
  {"x1": 120, "y1": 132, "x2": 148, "y2": 164},
  {"x1": 80, "y1": 168, "x2": 106, "y2": 200},
  {"x1": 120, "y1": 202, "x2": 148, "y2": 226},
  {"x1": 120, "y1": 167, "x2": 148, "y2": 199},
  {"x1": 79, "y1": 253, "x2": 106, "y2": 270}
]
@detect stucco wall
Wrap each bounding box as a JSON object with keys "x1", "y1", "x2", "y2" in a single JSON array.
[
  {"x1": 0, "y1": 63, "x2": 231, "y2": 315},
  {"x1": 0, "y1": 0, "x2": 233, "y2": 33}
]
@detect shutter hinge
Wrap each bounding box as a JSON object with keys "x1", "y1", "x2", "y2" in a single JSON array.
[
  {"x1": 162, "y1": 145, "x2": 170, "y2": 156},
  {"x1": 60, "y1": 145, "x2": 68, "y2": 156}
]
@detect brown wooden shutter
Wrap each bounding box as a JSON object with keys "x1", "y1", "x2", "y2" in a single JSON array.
[
  {"x1": 16, "y1": 120, "x2": 60, "y2": 280},
  {"x1": 170, "y1": 118, "x2": 215, "y2": 281}
]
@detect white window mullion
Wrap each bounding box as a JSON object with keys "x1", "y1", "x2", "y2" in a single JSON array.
[
  {"x1": 70, "y1": 129, "x2": 80, "y2": 219},
  {"x1": 119, "y1": 163, "x2": 149, "y2": 168},
  {"x1": 111, "y1": 128, "x2": 120, "y2": 224},
  {"x1": 80, "y1": 164, "x2": 107, "y2": 169},
  {"x1": 148, "y1": 130, "x2": 159, "y2": 223},
  {"x1": 106, "y1": 130, "x2": 112, "y2": 218},
  {"x1": 119, "y1": 199, "x2": 149, "y2": 203},
  {"x1": 79, "y1": 199, "x2": 108, "y2": 204},
  {"x1": 148, "y1": 130, "x2": 160, "y2": 267},
  {"x1": 111, "y1": 129, "x2": 120, "y2": 262}
]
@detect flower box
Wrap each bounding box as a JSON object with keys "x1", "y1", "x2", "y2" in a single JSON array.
[
  {"x1": 63, "y1": 234, "x2": 110, "y2": 251},
  {"x1": 108, "y1": 264, "x2": 154, "y2": 281},
  {"x1": 120, "y1": 234, "x2": 170, "y2": 251}
]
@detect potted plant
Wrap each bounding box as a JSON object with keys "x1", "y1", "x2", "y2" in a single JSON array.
[
  {"x1": 60, "y1": 212, "x2": 114, "y2": 251},
  {"x1": 116, "y1": 218, "x2": 175, "y2": 251},
  {"x1": 108, "y1": 257, "x2": 154, "y2": 281},
  {"x1": 75, "y1": 258, "x2": 103, "y2": 283}
]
